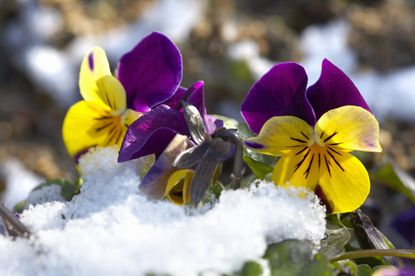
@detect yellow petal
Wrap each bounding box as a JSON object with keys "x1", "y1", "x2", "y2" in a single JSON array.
[
  {"x1": 164, "y1": 169, "x2": 194, "y2": 205},
  {"x1": 95, "y1": 75, "x2": 127, "y2": 113},
  {"x1": 122, "y1": 108, "x2": 141, "y2": 126},
  {"x1": 79, "y1": 47, "x2": 128, "y2": 113},
  {"x1": 318, "y1": 151, "x2": 370, "y2": 214},
  {"x1": 62, "y1": 101, "x2": 124, "y2": 158},
  {"x1": 272, "y1": 146, "x2": 320, "y2": 190},
  {"x1": 245, "y1": 116, "x2": 314, "y2": 156},
  {"x1": 315, "y1": 105, "x2": 382, "y2": 153}
]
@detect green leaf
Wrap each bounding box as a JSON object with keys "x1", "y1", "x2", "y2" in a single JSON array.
[
  {"x1": 319, "y1": 227, "x2": 352, "y2": 259},
  {"x1": 299, "y1": 254, "x2": 333, "y2": 276},
  {"x1": 237, "y1": 122, "x2": 255, "y2": 139},
  {"x1": 243, "y1": 155, "x2": 273, "y2": 180},
  {"x1": 239, "y1": 261, "x2": 263, "y2": 276},
  {"x1": 264, "y1": 239, "x2": 313, "y2": 276},
  {"x1": 356, "y1": 264, "x2": 372, "y2": 276},
  {"x1": 371, "y1": 163, "x2": 415, "y2": 203}
]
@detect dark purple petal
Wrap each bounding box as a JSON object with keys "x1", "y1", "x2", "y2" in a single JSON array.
[
  {"x1": 392, "y1": 206, "x2": 415, "y2": 245},
  {"x1": 307, "y1": 59, "x2": 371, "y2": 121},
  {"x1": 117, "y1": 32, "x2": 183, "y2": 112},
  {"x1": 118, "y1": 105, "x2": 189, "y2": 162},
  {"x1": 241, "y1": 62, "x2": 315, "y2": 134},
  {"x1": 139, "y1": 135, "x2": 190, "y2": 199},
  {"x1": 161, "y1": 86, "x2": 186, "y2": 110},
  {"x1": 165, "y1": 81, "x2": 222, "y2": 134}
]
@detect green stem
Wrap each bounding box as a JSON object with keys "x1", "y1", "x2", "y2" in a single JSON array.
[{"x1": 331, "y1": 249, "x2": 415, "y2": 262}]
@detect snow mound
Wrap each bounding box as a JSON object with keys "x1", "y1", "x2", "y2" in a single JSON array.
[{"x1": 0, "y1": 147, "x2": 326, "y2": 276}]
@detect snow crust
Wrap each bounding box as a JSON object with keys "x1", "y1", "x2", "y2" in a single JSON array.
[
  {"x1": 0, "y1": 159, "x2": 44, "y2": 209},
  {"x1": 0, "y1": 147, "x2": 326, "y2": 276}
]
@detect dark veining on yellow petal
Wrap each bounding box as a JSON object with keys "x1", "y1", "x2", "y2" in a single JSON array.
[
  {"x1": 295, "y1": 146, "x2": 308, "y2": 156},
  {"x1": 290, "y1": 137, "x2": 307, "y2": 143},
  {"x1": 294, "y1": 149, "x2": 310, "y2": 172},
  {"x1": 327, "y1": 150, "x2": 345, "y2": 172},
  {"x1": 304, "y1": 153, "x2": 314, "y2": 178},
  {"x1": 323, "y1": 132, "x2": 338, "y2": 143},
  {"x1": 324, "y1": 155, "x2": 332, "y2": 177},
  {"x1": 300, "y1": 131, "x2": 310, "y2": 140},
  {"x1": 327, "y1": 146, "x2": 342, "y2": 156}
]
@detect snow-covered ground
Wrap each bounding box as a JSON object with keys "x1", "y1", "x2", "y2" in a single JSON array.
[{"x1": 0, "y1": 147, "x2": 326, "y2": 276}]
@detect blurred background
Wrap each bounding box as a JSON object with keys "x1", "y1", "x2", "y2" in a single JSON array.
[{"x1": 1, "y1": 0, "x2": 415, "y2": 249}]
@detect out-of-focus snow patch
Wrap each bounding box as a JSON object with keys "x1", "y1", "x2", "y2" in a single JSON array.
[
  {"x1": 0, "y1": 147, "x2": 326, "y2": 276},
  {"x1": 228, "y1": 40, "x2": 274, "y2": 78},
  {"x1": 300, "y1": 20, "x2": 356, "y2": 84},
  {"x1": 24, "y1": 46, "x2": 77, "y2": 106},
  {"x1": 2, "y1": 0, "x2": 204, "y2": 107},
  {"x1": 0, "y1": 159, "x2": 44, "y2": 209},
  {"x1": 300, "y1": 20, "x2": 415, "y2": 121}
]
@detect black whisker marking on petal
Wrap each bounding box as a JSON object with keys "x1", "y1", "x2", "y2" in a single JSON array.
[
  {"x1": 324, "y1": 132, "x2": 338, "y2": 143},
  {"x1": 318, "y1": 153, "x2": 321, "y2": 169},
  {"x1": 324, "y1": 155, "x2": 332, "y2": 177},
  {"x1": 104, "y1": 125, "x2": 119, "y2": 145},
  {"x1": 95, "y1": 122, "x2": 113, "y2": 132},
  {"x1": 320, "y1": 131, "x2": 325, "y2": 139},
  {"x1": 295, "y1": 146, "x2": 309, "y2": 156},
  {"x1": 290, "y1": 137, "x2": 307, "y2": 143},
  {"x1": 327, "y1": 146, "x2": 343, "y2": 156},
  {"x1": 329, "y1": 142, "x2": 342, "y2": 146},
  {"x1": 94, "y1": 116, "x2": 113, "y2": 121},
  {"x1": 327, "y1": 151, "x2": 345, "y2": 172},
  {"x1": 286, "y1": 145, "x2": 304, "y2": 148},
  {"x1": 304, "y1": 153, "x2": 314, "y2": 178},
  {"x1": 294, "y1": 149, "x2": 310, "y2": 172},
  {"x1": 300, "y1": 131, "x2": 310, "y2": 140}
]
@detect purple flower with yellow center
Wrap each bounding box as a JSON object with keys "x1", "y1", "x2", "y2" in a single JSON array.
[
  {"x1": 241, "y1": 59, "x2": 382, "y2": 214},
  {"x1": 62, "y1": 32, "x2": 182, "y2": 159}
]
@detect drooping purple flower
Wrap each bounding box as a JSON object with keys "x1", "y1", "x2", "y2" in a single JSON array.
[
  {"x1": 117, "y1": 32, "x2": 183, "y2": 113},
  {"x1": 241, "y1": 59, "x2": 371, "y2": 133},
  {"x1": 118, "y1": 81, "x2": 222, "y2": 162}
]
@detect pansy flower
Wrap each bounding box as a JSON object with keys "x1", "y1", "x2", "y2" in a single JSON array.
[
  {"x1": 241, "y1": 59, "x2": 382, "y2": 213},
  {"x1": 118, "y1": 81, "x2": 222, "y2": 162},
  {"x1": 62, "y1": 32, "x2": 182, "y2": 159}
]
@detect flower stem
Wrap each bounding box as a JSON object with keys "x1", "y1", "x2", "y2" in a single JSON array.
[{"x1": 331, "y1": 249, "x2": 415, "y2": 262}]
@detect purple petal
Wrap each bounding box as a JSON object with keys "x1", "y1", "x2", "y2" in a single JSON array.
[
  {"x1": 161, "y1": 86, "x2": 186, "y2": 110},
  {"x1": 241, "y1": 62, "x2": 315, "y2": 134},
  {"x1": 139, "y1": 135, "x2": 190, "y2": 199},
  {"x1": 307, "y1": 59, "x2": 371, "y2": 121},
  {"x1": 118, "y1": 105, "x2": 189, "y2": 162},
  {"x1": 117, "y1": 32, "x2": 183, "y2": 112},
  {"x1": 164, "y1": 81, "x2": 222, "y2": 134},
  {"x1": 185, "y1": 81, "x2": 221, "y2": 134}
]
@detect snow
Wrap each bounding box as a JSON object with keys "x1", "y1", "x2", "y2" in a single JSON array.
[
  {"x1": 300, "y1": 20, "x2": 415, "y2": 121},
  {"x1": 0, "y1": 159, "x2": 44, "y2": 209},
  {"x1": 0, "y1": 147, "x2": 326, "y2": 276},
  {"x1": 1, "y1": 0, "x2": 204, "y2": 107}
]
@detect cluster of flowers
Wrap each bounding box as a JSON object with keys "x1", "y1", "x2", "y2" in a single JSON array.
[{"x1": 63, "y1": 32, "x2": 381, "y2": 213}]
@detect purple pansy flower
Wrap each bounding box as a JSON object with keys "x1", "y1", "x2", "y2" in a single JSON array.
[
  {"x1": 241, "y1": 59, "x2": 371, "y2": 133},
  {"x1": 241, "y1": 59, "x2": 381, "y2": 214},
  {"x1": 118, "y1": 81, "x2": 222, "y2": 162}
]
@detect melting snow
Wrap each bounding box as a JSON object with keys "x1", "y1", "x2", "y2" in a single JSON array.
[{"x1": 0, "y1": 147, "x2": 326, "y2": 276}]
